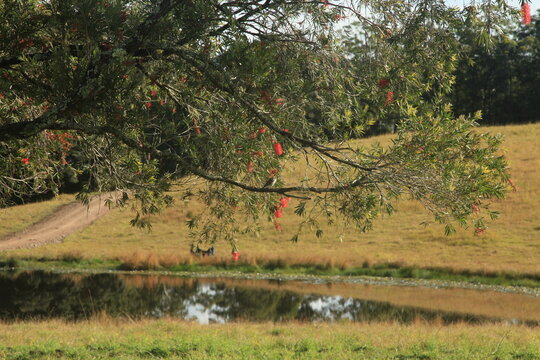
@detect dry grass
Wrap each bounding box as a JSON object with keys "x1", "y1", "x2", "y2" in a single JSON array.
[
  {"x1": 2, "y1": 123, "x2": 540, "y2": 275},
  {"x1": 0, "y1": 194, "x2": 75, "y2": 238}
]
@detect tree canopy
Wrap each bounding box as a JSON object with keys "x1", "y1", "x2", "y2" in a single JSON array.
[{"x1": 0, "y1": 0, "x2": 516, "y2": 247}]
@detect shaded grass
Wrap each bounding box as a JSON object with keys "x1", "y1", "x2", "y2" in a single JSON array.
[
  {"x1": 1, "y1": 123, "x2": 540, "y2": 279},
  {"x1": 0, "y1": 319, "x2": 539, "y2": 359}
]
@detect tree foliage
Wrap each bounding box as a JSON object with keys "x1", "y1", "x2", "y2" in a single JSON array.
[
  {"x1": 0, "y1": 0, "x2": 514, "y2": 248},
  {"x1": 452, "y1": 7, "x2": 540, "y2": 124}
]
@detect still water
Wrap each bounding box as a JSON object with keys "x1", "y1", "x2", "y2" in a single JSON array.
[{"x1": 0, "y1": 270, "x2": 538, "y2": 325}]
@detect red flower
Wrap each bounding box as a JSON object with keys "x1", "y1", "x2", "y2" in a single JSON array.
[
  {"x1": 273, "y1": 142, "x2": 283, "y2": 156},
  {"x1": 172, "y1": 108, "x2": 177, "y2": 113},
  {"x1": 194, "y1": 126, "x2": 201, "y2": 135},
  {"x1": 232, "y1": 251, "x2": 240, "y2": 261},
  {"x1": 249, "y1": 131, "x2": 257, "y2": 139},
  {"x1": 275, "y1": 98, "x2": 285, "y2": 105},
  {"x1": 378, "y1": 79, "x2": 390, "y2": 88},
  {"x1": 246, "y1": 161, "x2": 254, "y2": 173},
  {"x1": 252, "y1": 151, "x2": 264, "y2": 157},
  {"x1": 180, "y1": 76, "x2": 188, "y2": 83},
  {"x1": 474, "y1": 227, "x2": 486, "y2": 236},
  {"x1": 21, "y1": 158, "x2": 29, "y2": 165},
  {"x1": 274, "y1": 208, "x2": 283, "y2": 218},
  {"x1": 145, "y1": 102, "x2": 152, "y2": 109},
  {"x1": 159, "y1": 99, "x2": 165, "y2": 106},
  {"x1": 0, "y1": 93, "x2": 4, "y2": 99},
  {"x1": 274, "y1": 221, "x2": 282, "y2": 231},
  {"x1": 279, "y1": 197, "x2": 291, "y2": 208},
  {"x1": 522, "y1": 3, "x2": 531, "y2": 25},
  {"x1": 508, "y1": 178, "x2": 517, "y2": 191},
  {"x1": 150, "y1": 90, "x2": 157, "y2": 97},
  {"x1": 268, "y1": 168, "x2": 278, "y2": 176},
  {"x1": 385, "y1": 91, "x2": 394, "y2": 105},
  {"x1": 258, "y1": 127, "x2": 267, "y2": 134}
]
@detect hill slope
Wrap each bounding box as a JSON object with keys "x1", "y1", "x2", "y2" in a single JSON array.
[{"x1": 1, "y1": 123, "x2": 539, "y2": 274}]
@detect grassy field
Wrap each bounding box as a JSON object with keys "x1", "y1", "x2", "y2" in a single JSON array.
[
  {"x1": 1, "y1": 123, "x2": 539, "y2": 279},
  {"x1": 0, "y1": 319, "x2": 539, "y2": 359},
  {"x1": 0, "y1": 194, "x2": 75, "y2": 238}
]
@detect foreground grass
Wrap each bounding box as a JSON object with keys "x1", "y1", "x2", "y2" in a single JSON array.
[
  {"x1": 1, "y1": 123, "x2": 539, "y2": 279},
  {"x1": 0, "y1": 319, "x2": 539, "y2": 359}
]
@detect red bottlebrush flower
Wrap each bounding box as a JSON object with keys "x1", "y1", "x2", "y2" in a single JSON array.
[
  {"x1": 150, "y1": 90, "x2": 157, "y2": 97},
  {"x1": 246, "y1": 161, "x2": 254, "y2": 173},
  {"x1": 385, "y1": 91, "x2": 394, "y2": 105},
  {"x1": 508, "y1": 178, "x2": 517, "y2": 191},
  {"x1": 378, "y1": 79, "x2": 390, "y2": 88},
  {"x1": 145, "y1": 102, "x2": 152, "y2": 109},
  {"x1": 275, "y1": 98, "x2": 285, "y2": 105},
  {"x1": 521, "y1": 3, "x2": 531, "y2": 25},
  {"x1": 232, "y1": 251, "x2": 240, "y2": 261},
  {"x1": 474, "y1": 227, "x2": 486, "y2": 236},
  {"x1": 282, "y1": 129, "x2": 289, "y2": 132},
  {"x1": 258, "y1": 127, "x2": 267, "y2": 134},
  {"x1": 274, "y1": 221, "x2": 282, "y2": 231},
  {"x1": 159, "y1": 99, "x2": 165, "y2": 106},
  {"x1": 273, "y1": 142, "x2": 283, "y2": 156},
  {"x1": 279, "y1": 197, "x2": 290, "y2": 208},
  {"x1": 274, "y1": 208, "x2": 283, "y2": 218},
  {"x1": 21, "y1": 158, "x2": 29, "y2": 165},
  {"x1": 268, "y1": 168, "x2": 278, "y2": 176}
]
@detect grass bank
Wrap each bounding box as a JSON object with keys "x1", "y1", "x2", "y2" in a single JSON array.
[
  {"x1": 0, "y1": 319, "x2": 539, "y2": 359},
  {"x1": 3, "y1": 254, "x2": 540, "y2": 289},
  {"x1": 1, "y1": 123, "x2": 539, "y2": 282}
]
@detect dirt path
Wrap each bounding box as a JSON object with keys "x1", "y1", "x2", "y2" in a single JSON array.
[{"x1": 0, "y1": 194, "x2": 116, "y2": 251}]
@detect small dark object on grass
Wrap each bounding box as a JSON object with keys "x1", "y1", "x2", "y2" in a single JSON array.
[{"x1": 191, "y1": 245, "x2": 215, "y2": 257}]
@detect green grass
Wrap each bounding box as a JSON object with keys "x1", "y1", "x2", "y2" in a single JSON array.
[
  {"x1": 0, "y1": 319, "x2": 539, "y2": 359},
  {"x1": 1, "y1": 123, "x2": 540, "y2": 282}
]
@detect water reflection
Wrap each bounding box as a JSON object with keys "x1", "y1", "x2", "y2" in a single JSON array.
[{"x1": 0, "y1": 271, "x2": 537, "y2": 325}]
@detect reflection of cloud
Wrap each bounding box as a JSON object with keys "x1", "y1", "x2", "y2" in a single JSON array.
[
  {"x1": 185, "y1": 303, "x2": 225, "y2": 324},
  {"x1": 183, "y1": 284, "x2": 226, "y2": 324}
]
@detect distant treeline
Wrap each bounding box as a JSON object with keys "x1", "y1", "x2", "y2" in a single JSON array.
[{"x1": 452, "y1": 13, "x2": 540, "y2": 125}]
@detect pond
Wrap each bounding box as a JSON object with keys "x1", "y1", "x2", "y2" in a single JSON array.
[{"x1": 0, "y1": 270, "x2": 539, "y2": 325}]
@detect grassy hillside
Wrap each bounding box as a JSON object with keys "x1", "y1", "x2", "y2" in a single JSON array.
[
  {"x1": 0, "y1": 194, "x2": 75, "y2": 238},
  {"x1": 1, "y1": 319, "x2": 539, "y2": 360},
  {"x1": 2, "y1": 123, "x2": 539, "y2": 275}
]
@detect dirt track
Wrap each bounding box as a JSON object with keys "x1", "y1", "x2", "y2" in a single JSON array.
[{"x1": 0, "y1": 194, "x2": 115, "y2": 251}]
